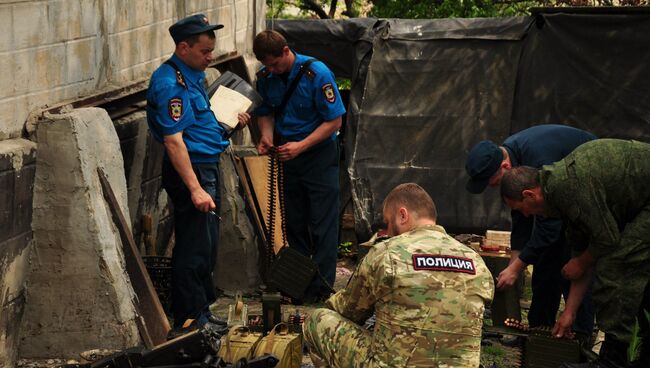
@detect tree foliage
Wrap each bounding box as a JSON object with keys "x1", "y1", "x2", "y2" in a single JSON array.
[
  {"x1": 266, "y1": 0, "x2": 365, "y2": 19},
  {"x1": 267, "y1": 0, "x2": 650, "y2": 20},
  {"x1": 370, "y1": 0, "x2": 490, "y2": 18}
]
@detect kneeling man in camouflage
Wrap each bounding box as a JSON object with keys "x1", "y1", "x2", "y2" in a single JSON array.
[{"x1": 303, "y1": 183, "x2": 494, "y2": 367}]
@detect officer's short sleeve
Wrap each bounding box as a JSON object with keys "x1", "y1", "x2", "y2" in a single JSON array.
[
  {"x1": 149, "y1": 76, "x2": 194, "y2": 136},
  {"x1": 255, "y1": 77, "x2": 274, "y2": 117},
  {"x1": 311, "y1": 63, "x2": 346, "y2": 122}
]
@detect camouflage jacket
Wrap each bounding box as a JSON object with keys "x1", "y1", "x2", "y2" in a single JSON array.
[
  {"x1": 540, "y1": 139, "x2": 650, "y2": 258},
  {"x1": 327, "y1": 224, "x2": 494, "y2": 367}
]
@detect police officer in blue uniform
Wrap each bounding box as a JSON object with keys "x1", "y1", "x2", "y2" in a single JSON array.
[
  {"x1": 465, "y1": 124, "x2": 596, "y2": 341},
  {"x1": 146, "y1": 14, "x2": 250, "y2": 329},
  {"x1": 253, "y1": 30, "x2": 346, "y2": 302}
]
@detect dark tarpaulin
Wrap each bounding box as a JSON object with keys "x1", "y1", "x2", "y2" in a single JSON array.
[
  {"x1": 268, "y1": 18, "x2": 382, "y2": 79},
  {"x1": 349, "y1": 17, "x2": 532, "y2": 238},
  {"x1": 266, "y1": 11, "x2": 650, "y2": 241},
  {"x1": 511, "y1": 11, "x2": 650, "y2": 141}
]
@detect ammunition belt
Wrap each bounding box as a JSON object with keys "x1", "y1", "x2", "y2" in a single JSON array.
[{"x1": 266, "y1": 148, "x2": 288, "y2": 267}]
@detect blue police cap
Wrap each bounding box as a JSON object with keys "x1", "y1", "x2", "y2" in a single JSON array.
[
  {"x1": 465, "y1": 140, "x2": 503, "y2": 194},
  {"x1": 169, "y1": 14, "x2": 223, "y2": 44}
]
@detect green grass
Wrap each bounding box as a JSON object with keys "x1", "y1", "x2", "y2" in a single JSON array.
[
  {"x1": 481, "y1": 344, "x2": 507, "y2": 367},
  {"x1": 628, "y1": 310, "x2": 650, "y2": 362}
]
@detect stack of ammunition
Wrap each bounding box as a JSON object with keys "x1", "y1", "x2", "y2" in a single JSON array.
[{"x1": 504, "y1": 318, "x2": 530, "y2": 332}]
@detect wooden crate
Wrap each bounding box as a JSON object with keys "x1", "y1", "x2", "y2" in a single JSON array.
[{"x1": 485, "y1": 230, "x2": 511, "y2": 248}]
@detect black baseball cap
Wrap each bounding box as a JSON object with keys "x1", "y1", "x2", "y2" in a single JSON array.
[
  {"x1": 465, "y1": 140, "x2": 503, "y2": 194},
  {"x1": 169, "y1": 14, "x2": 224, "y2": 44}
]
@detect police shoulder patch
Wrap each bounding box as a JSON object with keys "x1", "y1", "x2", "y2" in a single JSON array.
[
  {"x1": 322, "y1": 83, "x2": 336, "y2": 103},
  {"x1": 256, "y1": 68, "x2": 270, "y2": 78},
  {"x1": 168, "y1": 97, "x2": 183, "y2": 122},
  {"x1": 412, "y1": 254, "x2": 476, "y2": 275}
]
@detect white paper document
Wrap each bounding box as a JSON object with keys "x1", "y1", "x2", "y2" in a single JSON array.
[{"x1": 210, "y1": 85, "x2": 253, "y2": 130}]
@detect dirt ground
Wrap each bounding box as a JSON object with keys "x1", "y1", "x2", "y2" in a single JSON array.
[{"x1": 18, "y1": 256, "x2": 601, "y2": 368}]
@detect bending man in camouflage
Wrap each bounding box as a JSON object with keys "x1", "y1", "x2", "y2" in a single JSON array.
[
  {"x1": 303, "y1": 183, "x2": 494, "y2": 367},
  {"x1": 501, "y1": 139, "x2": 650, "y2": 368}
]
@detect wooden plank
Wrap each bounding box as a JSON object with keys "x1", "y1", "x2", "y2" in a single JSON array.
[
  {"x1": 242, "y1": 155, "x2": 286, "y2": 254},
  {"x1": 97, "y1": 168, "x2": 170, "y2": 347},
  {"x1": 231, "y1": 153, "x2": 267, "y2": 247}
]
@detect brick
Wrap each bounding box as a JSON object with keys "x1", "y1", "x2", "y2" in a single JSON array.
[
  {"x1": 152, "y1": 0, "x2": 175, "y2": 22},
  {"x1": 32, "y1": 45, "x2": 66, "y2": 91},
  {"x1": 217, "y1": 35, "x2": 235, "y2": 54},
  {"x1": 47, "y1": 0, "x2": 71, "y2": 43},
  {"x1": 79, "y1": 0, "x2": 98, "y2": 38},
  {"x1": 185, "y1": 0, "x2": 209, "y2": 14},
  {"x1": 0, "y1": 56, "x2": 14, "y2": 99},
  {"x1": 109, "y1": 0, "x2": 133, "y2": 34},
  {"x1": 140, "y1": 177, "x2": 164, "y2": 211},
  {"x1": 103, "y1": 0, "x2": 119, "y2": 34},
  {"x1": 13, "y1": 164, "x2": 35, "y2": 236},
  {"x1": 66, "y1": 38, "x2": 97, "y2": 84},
  {"x1": 11, "y1": 52, "x2": 51, "y2": 108},
  {"x1": 0, "y1": 232, "x2": 33, "y2": 283},
  {"x1": 0, "y1": 98, "x2": 20, "y2": 140},
  {"x1": 150, "y1": 31, "x2": 164, "y2": 67},
  {"x1": 0, "y1": 170, "x2": 15, "y2": 243},
  {"x1": 214, "y1": 6, "x2": 233, "y2": 36},
  {"x1": 235, "y1": 29, "x2": 247, "y2": 51},
  {"x1": 120, "y1": 136, "x2": 138, "y2": 182},
  {"x1": 234, "y1": 0, "x2": 250, "y2": 32},
  {"x1": 154, "y1": 214, "x2": 173, "y2": 255},
  {"x1": 159, "y1": 22, "x2": 175, "y2": 55},
  {"x1": 0, "y1": 138, "x2": 37, "y2": 172},
  {"x1": 109, "y1": 31, "x2": 135, "y2": 75},
  {"x1": 133, "y1": 0, "x2": 154, "y2": 28},
  {"x1": 0, "y1": 4, "x2": 12, "y2": 53},
  {"x1": 133, "y1": 28, "x2": 148, "y2": 65},
  {"x1": 12, "y1": 49, "x2": 31, "y2": 95},
  {"x1": 142, "y1": 134, "x2": 164, "y2": 181},
  {"x1": 13, "y1": 2, "x2": 47, "y2": 50}
]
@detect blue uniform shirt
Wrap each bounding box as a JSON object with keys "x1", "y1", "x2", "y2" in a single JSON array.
[
  {"x1": 504, "y1": 124, "x2": 596, "y2": 264},
  {"x1": 255, "y1": 52, "x2": 346, "y2": 142},
  {"x1": 146, "y1": 54, "x2": 228, "y2": 163}
]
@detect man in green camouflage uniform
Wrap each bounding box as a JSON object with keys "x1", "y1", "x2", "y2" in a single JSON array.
[
  {"x1": 303, "y1": 183, "x2": 494, "y2": 367},
  {"x1": 500, "y1": 139, "x2": 650, "y2": 368}
]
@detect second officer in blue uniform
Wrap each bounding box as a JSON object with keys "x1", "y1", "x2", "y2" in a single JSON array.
[
  {"x1": 146, "y1": 14, "x2": 249, "y2": 330},
  {"x1": 253, "y1": 30, "x2": 346, "y2": 302}
]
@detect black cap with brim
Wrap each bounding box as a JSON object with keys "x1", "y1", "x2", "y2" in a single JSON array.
[
  {"x1": 466, "y1": 175, "x2": 491, "y2": 194},
  {"x1": 465, "y1": 140, "x2": 503, "y2": 194},
  {"x1": 169, "y1": 14, "x2": 224, "y2": 44}
]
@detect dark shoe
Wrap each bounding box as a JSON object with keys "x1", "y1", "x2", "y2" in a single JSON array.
[
  {"x1": 500, "y1": 334, "x2": 523, "y2": 347},
  {"x1": 208, "y1": 314, "x2": 228, "y2": 326}
]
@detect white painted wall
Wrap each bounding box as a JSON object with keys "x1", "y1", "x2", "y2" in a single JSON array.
[{"x1": 0, "y1": 0, "x2": 265, "y2": 140}]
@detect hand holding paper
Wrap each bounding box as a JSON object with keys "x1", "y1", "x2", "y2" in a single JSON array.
[{"x1": 210, "y1": 86, "x2": 253, "y2": 131}]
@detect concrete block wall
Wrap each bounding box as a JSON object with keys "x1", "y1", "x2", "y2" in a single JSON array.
[
  {"x1": 0, "y1": 139, "x2": 37, "y2": 367},
  {"x1": 0, "y1": 0, "x2": 265, "y2": 140},
  {"x1": 0, "y1": 0, "x2": 265, "y2": 365}
]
